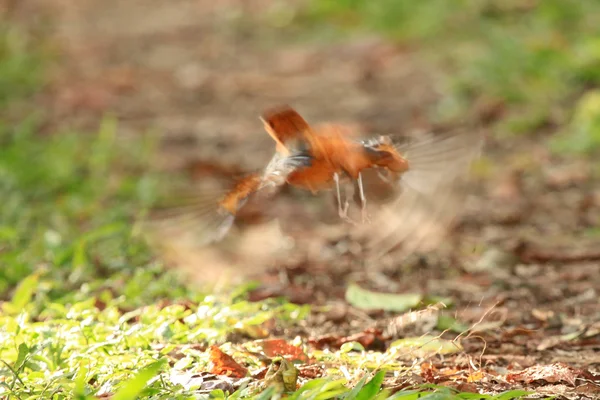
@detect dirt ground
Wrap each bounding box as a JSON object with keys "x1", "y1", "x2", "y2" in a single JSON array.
[{"x1": 12, "y1": 0, "x2": 600, "y2": 398}]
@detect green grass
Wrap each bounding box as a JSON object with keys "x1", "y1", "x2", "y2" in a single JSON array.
[
  {"x1": 0, "y1": 23, "x2": 46, "y2": 108},
  {"x1": 297, "y1": 0, "x2": 600, "y2": 153},
  {"x1": 0, "y1": 278, "x2": 311, "y2": 398},
  {"x1": 0, "y1": 115, "x2": 171, "y2": 304}
]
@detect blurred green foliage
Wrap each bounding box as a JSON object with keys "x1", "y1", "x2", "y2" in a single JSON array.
[
  {"x1": 0, "y1": 24, "x2": 46, "y2": 107},
  {"x1": 0, "y1": 115, "x2": 190, "y2": 305},
  {"x1": 300, "y1": 0, "x2": 600, "y2": 152},
  {"x1": 551, "y1": 90, "x2": 600, "y2": 154}
]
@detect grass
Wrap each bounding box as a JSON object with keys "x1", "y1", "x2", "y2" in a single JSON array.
[
  {"x1": 0, "y1": 14, "x2": 544, "y2": 400},
  {"x1": 295, "y1": 0, "x2": 600, "y2": 153},
  {"x1": 0, "y1": 23, "x2": 46, "y2": 108}
]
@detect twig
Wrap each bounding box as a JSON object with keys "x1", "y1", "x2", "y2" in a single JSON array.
[{"x1": 514, "y1": 241, "x2": 600, "y2": 264}]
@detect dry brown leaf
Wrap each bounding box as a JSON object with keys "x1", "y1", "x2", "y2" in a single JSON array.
[
  {"x1": 506, "y1": 362, "x2": 592, "y2": 386},
  {"x1": 466, "y1": 370, "x2": 486, "y2": 383},
  {"x1": 575, "y1": 382, "x2": 600, "y2": 397},
  {"x1": 420, "y1": 362, "x2": 438, "y2": 383},
  {"x1": 207, "y1": 345, "x2": 248, "y2": 378},
  {"x1": 297, "y1": 364, "x2": 325, "y2": 379},
  {"x1": 253, "y1": 339, "x2": 310, "y2": 364},
  {"x1": 309, "y1": 328, "x2": 385, "y2": 351}
]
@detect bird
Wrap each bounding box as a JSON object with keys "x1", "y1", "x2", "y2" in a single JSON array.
[{"x1": 144, "y1": 104, "x2": 482, "y2": 260}]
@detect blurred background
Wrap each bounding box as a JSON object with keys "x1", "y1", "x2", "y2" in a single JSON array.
[
  {"x1": 1, "y1": 1, "x2": 600, "y2": 396},
  {"x1": 1, "y1": 0, "x2": 600, "y2": 315}
]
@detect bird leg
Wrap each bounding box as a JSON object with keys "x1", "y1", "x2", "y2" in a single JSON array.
[
  {"x1": 356, "y1": 172, "x2": 370, "y2": 224},
  {"x1": 334, "y1": 172, "x2": 355, "y2": 224}
]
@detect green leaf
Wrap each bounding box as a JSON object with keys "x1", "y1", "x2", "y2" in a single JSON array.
[
  {"x1": 10, "y1": 272, "x2": 39, "y2": 310},
  {"x1": 111, "y1": 359, "x2": 166, "y2": 400},
  {"x1": 389, "y1": 336, "x2": 462, "y2": 357},
  {"x1": 73, "y1": 361, "x2": 89, "y2": 397},
  {"x1": 345, "y1": 283, "x2": 422, "y2": 312},
  {"x1": 436, "y1": 315, "x2": 469, "y2": 333},
  {"x1": 356, "y1": 370, "x2": 386, "y2": 400},
  {"x1": 388, "y1": 391, "x2": 428, "y2": 400},
  {"x1": 208, "y1": 389, "x2": 226, "y2": 399},
  {"x1": 315, "y1": 388, "x2": 352, "y2": 400},
  {"x1": 418, "y1": 392, "x2": 458, "y2": 400},
  {"x1": 493, "y1": 390, "x2": 533, "y2": 400},
  {"x1": 342, "y1": 374, "x2": 368, "y2": 399},
  {"x1": 14, "y1": 343, "x2": 29, "y2": 371},
  {"x1": 340, "y1": 341, "x2": 365, "y2": 353},
  {"x1": 295, "y1": 377, "x2": 333, "y2": 393}
]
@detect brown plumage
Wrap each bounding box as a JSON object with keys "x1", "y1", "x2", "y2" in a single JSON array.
[{"x1": 145, "y1": 104, "x2": 482, "y2": 259}]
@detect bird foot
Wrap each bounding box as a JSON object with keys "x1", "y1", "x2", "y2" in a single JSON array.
[
  {"x1": 360, "y1": 209, "x2": 371, "y2": 224},
  {"x1": 338, "y1": 201, "x2": 358, "y2": 225}
]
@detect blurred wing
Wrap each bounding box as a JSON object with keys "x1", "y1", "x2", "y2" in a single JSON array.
[
  {"x1": 139, "y1": 174, "x2": 287, "y2": 290},
  {"x1": 260, "y1": 104, "x2": 311, "y2": 154},
  {"x1": 395, "y1": 129, "x2": 481, "y2": 194},
  {"x1": 358, "y1": 128, "x2": 482, "y2": 261},
  {"x1": 142, "y1": 178, "x2": 243, "y2": 249},
  {"x1": 142, "y1": 152, "x2": 313, "y2": 250}
]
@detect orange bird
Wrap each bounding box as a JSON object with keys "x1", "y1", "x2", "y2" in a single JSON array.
[{"x1": 146, "y1": 105, "x2": 482, "y2": 253}]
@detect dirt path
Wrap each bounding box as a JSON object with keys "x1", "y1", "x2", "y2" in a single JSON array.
[
  {"x1": 12, "y1": 0, "x2": 600, "y2": 397},
  {"x1": 26, "y1": 0, "x2": 437, "y2": 169}
]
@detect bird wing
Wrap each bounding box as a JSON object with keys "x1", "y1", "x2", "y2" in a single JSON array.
[
  {"x1": 142, "y1": 152, "x2": 313, "y2": 249},
  {"x1": 260, "y1": 105, "x2": 312, "y2": 155},
  {"x1": 355, "y1": 127, "x2": 483, "y2": 262}
]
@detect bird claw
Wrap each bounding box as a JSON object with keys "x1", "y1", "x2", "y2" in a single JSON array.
[
  {"x1": 338, "y1": 200, "x2": 358, "y2": 225},
  {"x1": 360, "y1": 209, "x2": 371, "y2": 224}
]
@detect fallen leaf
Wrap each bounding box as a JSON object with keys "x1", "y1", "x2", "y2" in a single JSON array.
[
  {"x1": 420, "y1": 362, "x2": 438, "y2": 383},
  {"x1": 389, "y1": 335, "x2": 462, "y2": 357},
  {"x1": 531, "y1": 308, "x2": 555, "y2": 322},
  {"x1": 436, "y1": 314, "x2": 469, "y2": 333},
  {"x1": 537, "y1": 331, "x2": 583, "y2": 351},
  {"x1": 297, "y1": 364, "x2": 325, "y2": 379},
  {"x1": 456, "y1": 382, "x2": 479, "y2": 393},
  {"x1": 168, "y1": 371, "x2": 242, "y2": 393},
  {"x1": 248, "y1": 284, "x2": 315, "y2": 304},
  {"x1": 466, "y1": 370, "x2": 486, "y2": 383},
  {"x1": 386, "y1": 302, "x2": 448, "y2": 336},
  {"x1": 506, "y1": 362, "x2": 594, "y2": 386},
  {"x1": 576, "y1": 382, "x2": 600, "y2": 397},
  {"x1": 233, "y1": 322, "x2": 271, "y2": 340},
  {"x1": 309, "y1": 328, "x2": 385, "y2": 351},
  {"x1": 501, "y1": 327, "x2": 537, "y2": 341},
  {"x1": 253, "y1": 339, "x2": 309, "y2": 363},
  {"x1": 207, "y1": 345, "x2": 248, "y2": 378},
  {"x1": 345, "y1": 283, "x2": 422, "y2": 312},
  {"x1": 264, "y1": 358, "x2": 299, "y2": 393}
]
